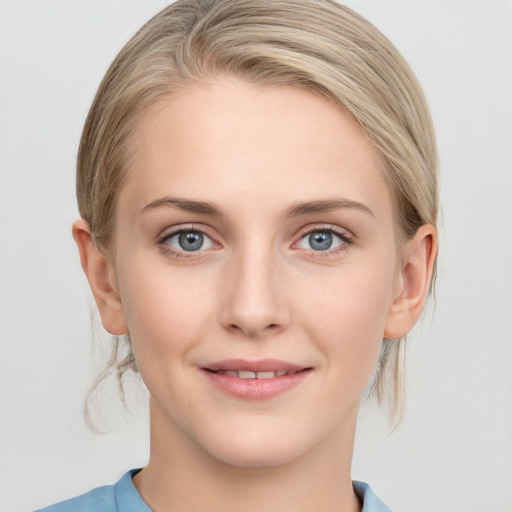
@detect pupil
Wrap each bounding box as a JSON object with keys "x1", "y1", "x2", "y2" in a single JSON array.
[
  {"x1": 309, "y1": 232, "x2": 332, "y2": 251},
  {"x1": 179, "y1": 231, "x2": 203, "y2": 251}
]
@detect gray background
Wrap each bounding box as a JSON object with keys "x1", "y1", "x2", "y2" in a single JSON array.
[{"x1": 1, "y1": 1, "x2": 511, "y2": 511}]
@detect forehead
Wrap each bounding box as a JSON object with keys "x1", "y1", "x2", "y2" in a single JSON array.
[{"x1": 121, "y1": 77, "x2": 393, "y2": 223}]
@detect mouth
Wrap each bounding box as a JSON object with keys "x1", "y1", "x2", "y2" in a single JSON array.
[
  {"x1": 204, "y1": 369, "x2": 306, "y2": 379},
  {"x1": 201, "y1": 359, "x2": 313, "y2": 400}
]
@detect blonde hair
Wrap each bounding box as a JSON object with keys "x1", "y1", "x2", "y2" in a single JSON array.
[{"x1": 78, "y1": 0, "x2": 438, "y2": 427}]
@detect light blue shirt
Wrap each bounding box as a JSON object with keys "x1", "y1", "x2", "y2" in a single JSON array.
[{"x1": 35, "y1": 469, "x2": 392, "y2": 511}]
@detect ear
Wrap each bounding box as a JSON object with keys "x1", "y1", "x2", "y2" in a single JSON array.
[
  {"x1": 384, "y1": 224, "x2": 438, "y2": 339},
  {"x1": 72, "y1": 219, "x2": 128, "y2": 335}
]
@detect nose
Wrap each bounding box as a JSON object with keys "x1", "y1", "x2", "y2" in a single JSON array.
[{"x1": 219, "y1": 243, "x2": 290, "y2": 339}]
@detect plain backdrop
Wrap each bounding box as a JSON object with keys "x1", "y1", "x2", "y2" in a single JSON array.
[{"x1": 1, "y1": 1, "x2": 511, "y2": 511}]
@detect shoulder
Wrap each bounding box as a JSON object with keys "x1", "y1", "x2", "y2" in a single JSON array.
[
  {"x1": 34, "y1": 469, "x2": 150, "y2": 512},
  {"x1": 34, "y1": 484, "x2": 116, "y2": 512},
  {"x1": 353, "y1": 481, "x2": 393, "y2": 512}
]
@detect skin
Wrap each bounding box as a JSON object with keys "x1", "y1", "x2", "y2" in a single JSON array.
[{"x1": 74, "y1": 77, "x2": 437, "y2": 511}]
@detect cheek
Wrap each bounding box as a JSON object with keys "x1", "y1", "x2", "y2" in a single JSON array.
[
  {"x1": 297, "y1": 261, "x2": 396, "y2": 380},
  {"x1": 118, "y1": 265, "x2": 216, "y2": 372},
  {"x1": 302, "y1": 261, "x2": 394, "y2": 330}
]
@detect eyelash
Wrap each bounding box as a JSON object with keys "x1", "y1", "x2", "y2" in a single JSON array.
[
  {"x1": 157, "y1": 224, "x2": 217, "y2": 260},
  {"x1": 294, "y1": 225, "x2": 354, "y2": 259},
  {"x1": 157, "y1": 224, "x2": 354, "y2": 260}
]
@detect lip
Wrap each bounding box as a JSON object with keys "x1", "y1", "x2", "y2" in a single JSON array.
[
  {"x1": 204, "y1": 358, "x2": 306, "y2": 373},
  {"x1": 201, "y1": 359, "x2": 312, "y2": 400}
]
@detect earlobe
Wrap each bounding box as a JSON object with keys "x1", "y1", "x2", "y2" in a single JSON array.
[
  {"x1": 384, "y1": 224, "x2": 438, "y2": 339},
  {"x1": 72, "y1": 219, "x2": 128, "y2": 335}
]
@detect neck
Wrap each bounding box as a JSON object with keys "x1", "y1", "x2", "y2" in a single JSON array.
[{"x1": 133, "y1": 400, "x2": 362, "y2": 512}]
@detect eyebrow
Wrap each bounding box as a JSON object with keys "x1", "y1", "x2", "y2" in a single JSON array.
[
  {"x1": 140, "y1": 196, "x2": 374, "y2": 218},
  {"x1": 285, "y1": 198, "x2": 374, "y2": 218},
  {"x1": 141, "y1": 197, "x2": 223, "y2": 216}
]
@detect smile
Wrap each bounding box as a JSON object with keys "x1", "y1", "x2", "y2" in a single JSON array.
[
  {"x1": 209, "y1": 369, "x2": 298, "y2": 379},
  {"x1": 201, "y1": 359, "x2": 312, "y2": 400}
]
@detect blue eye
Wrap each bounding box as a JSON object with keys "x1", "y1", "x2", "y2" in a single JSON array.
[
  {"x1": 297, "y1": 230, "x2": 345, "y2": 251},
  {"x1": 165, "y1": 230, "x2": 214, "y2": 252}
]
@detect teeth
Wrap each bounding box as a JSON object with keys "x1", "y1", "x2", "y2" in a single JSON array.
[
  {"x1": 238, "y1": 370, "x2": 256, "y2": 379},
  {"x1": 256, "y1": 371, "x2": 276, "y2": 379},
  {"x1": 218, "y1": 370, "x2": 299, "y2": 379}
]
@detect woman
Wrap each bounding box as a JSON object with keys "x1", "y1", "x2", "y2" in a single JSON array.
[{"x1": 37, "y1": 0, "x2": 438, "y2": 510}]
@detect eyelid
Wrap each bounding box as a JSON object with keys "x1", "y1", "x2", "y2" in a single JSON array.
[
  {"x1": 295, "y1": 224, "x2": 354, "y2": 242},
  {"x1": 158, "y1": 223, "x2": 214, "y2": 241}
]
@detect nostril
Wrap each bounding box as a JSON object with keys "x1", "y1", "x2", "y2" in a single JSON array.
[{"x1": 226, "y1": 322, "x2": 281, "y2": 336}]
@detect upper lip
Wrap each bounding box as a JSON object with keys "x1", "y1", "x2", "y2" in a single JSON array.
[{"x1": 203, "y1": 359, "x2": 308, "y2": 372}]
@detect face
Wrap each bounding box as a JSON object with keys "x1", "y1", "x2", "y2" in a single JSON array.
[{"x1": 108, "y1": 77, "x2": 405, "y2": 467}]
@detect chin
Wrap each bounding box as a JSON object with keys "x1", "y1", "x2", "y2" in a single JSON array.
[
  {"x1": 201, "y1": 420, "x2": 313, "y2": 469},
  {"x1": 210, "y1": 443, "x2": 303, "y2": 469}
]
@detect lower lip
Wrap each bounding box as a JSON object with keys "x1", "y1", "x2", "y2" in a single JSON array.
[{"x1": 201, "y1": 369, "x2": 312, "y2": 400}]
